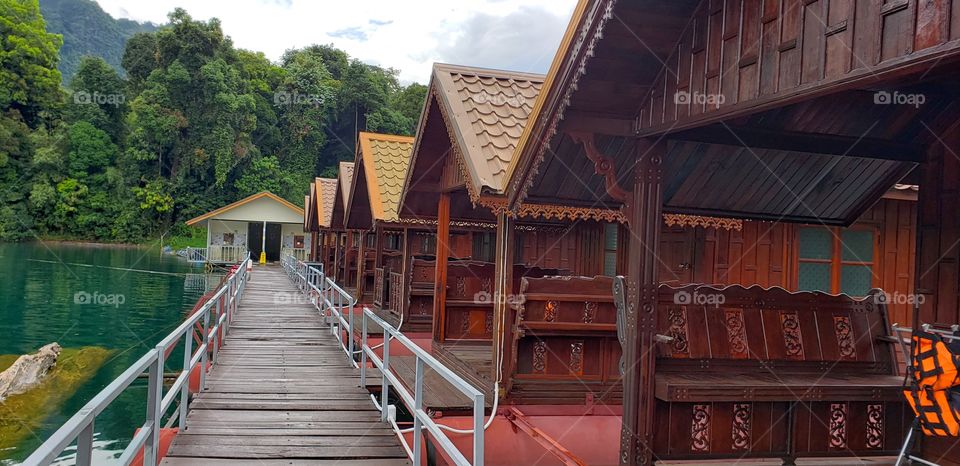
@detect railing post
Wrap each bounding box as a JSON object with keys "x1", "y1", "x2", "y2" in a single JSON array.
[
  {"x1": 212, "y1": 299, "x2": 221, "y2": 365},
  {"x1": 361, "y1": 310, "x2": 368, "y2": 387},
  {"x1": 380, "y1": 329, "x2": 390, "y2": 422},
  {"x1": 76, "y1": 419, "x2": 93, "y2": 466},
  {"x1": 144, "y1": 348, "x2": 163, "y2": 466},
  {"x1": 474, "y1": 392, "x2": 485, "y2": 465},
  {"x1": 179, "y1": 331, "x2": 193, "y2": 429},
  {"x1": 348, "y1": 300, "x2": 355, "y2": 361},
  {"x1": 201, "y1": 306, "x2": 210, "y2": 391},
  {"x1": 413, "y1": 357, "x2": 425, "y2": 465}
]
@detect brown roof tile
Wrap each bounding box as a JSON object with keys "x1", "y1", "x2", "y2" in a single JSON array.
[
  {"x1": 433, "y1": 63, "x2": 544, "y2": 193},
  {"x1": 356, "y1": 132, "x2": 414, "y2": 222},
  {"x1": 314, "y1": 178, "x2": 338, "y2": 228}
]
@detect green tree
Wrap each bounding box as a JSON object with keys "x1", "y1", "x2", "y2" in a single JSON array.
[
  {"x1": 67, "y1": 56, "x2": 127, "y2": 143},
  {"x1": 235, "y1": 155, "x2": 294, "y2": 199}
]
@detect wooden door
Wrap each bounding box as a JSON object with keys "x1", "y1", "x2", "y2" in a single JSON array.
[{"x1": 659, "y1": 227, "x2": 695, "y2": 285}]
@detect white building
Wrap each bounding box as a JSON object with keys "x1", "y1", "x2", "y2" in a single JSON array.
[{"x1": 185, "y1": 192, "x2": 309, "y2": 263}]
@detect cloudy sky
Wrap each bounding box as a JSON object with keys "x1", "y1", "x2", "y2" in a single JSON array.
[{"x1": 93, "y1": 0, "x2": 578, "y2": 83}]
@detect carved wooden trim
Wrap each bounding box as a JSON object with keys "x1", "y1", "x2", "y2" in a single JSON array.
[
  {"x1": 829, "y1": 403, "x2": 848, "y2": 449},
  {"x1": 866, "y1": 403, "x2": 884, "y2": 449},
  {"x1": 533, "y1": 340, "x2": 547, "y2": 374},
  {"x1": 455, "y1": 276, "x2": 466, "y2": 297},
  {"x1": 833, "y1": 315, "x2": 857, "y2": 360},
  {"x1": 544, "y1": 300, "x2": 558, "y2": 322},
  {"x1": 691, "y1": 404, "x2": 711, "y2": 452},
  {"x1": 485, "y1": 311, "x2": 493, "y2": 335},
  {"x1": 780, "y1": 312, "x2": 805, "y2": 360},
  {"x1": 514, "y1": 202, "x2": 625, "y2": 223},
  {"x1": 667, "y1": 307, "x2": 690, "y2": 356},
  {"x1": 663, "y1": 213, "x2": 743, "y2": 231},
  {"x1": 583, "y1": 301, "x2": 597, "y2": 323},
  {"x1": 725, "y1": 309, "x2": 749, "y2": 358},
  {"x1": 732, "y1": 403, "x2": 752, "y2": 451},
  {"x1": 570, "y1": 340, "x2": 584, "y2": 375},
  {"x1": 568, "y1": 132, "x2": 630, "y2": 202}
]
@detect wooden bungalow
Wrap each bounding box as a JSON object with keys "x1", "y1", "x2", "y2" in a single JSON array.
[
  {"x1": 330, "y1": 161, "x2": 358, "y2": 287},
  {"x1": 501, "y1": 0, "x2": 960, "y2": 464},
  {"x1": 343, "y1": 132, "x2": 418, "y2": 308},
  {"x1": 304, "y1": 177, "x2": 338, "y2": 269}
]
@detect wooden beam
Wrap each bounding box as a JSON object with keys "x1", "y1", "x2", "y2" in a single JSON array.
[
  {"x1": 433, "y1": 193, "x2": 451, "y2": 343},
  {"x1": 669, "y1": 125, "x2": 926, "y2": 162},
  {"x1": 621, "y1": 138, "x2": 665, "y2": 466},
  {"x1": 492, "y1": 212, "x2": 515, "y2": 392},
  {"x1": 561, "y1": 112, "x2": 636, "y2": 137}
]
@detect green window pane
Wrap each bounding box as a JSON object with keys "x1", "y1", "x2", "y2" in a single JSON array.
[
  {"x1": 798, "y1": 262, "x2": 832, "y2": 292},
  {"x1": 799, "y1": 228, "x2": 833, "y2": 260},
  {"x1": 841, "y1": 265, "x2": 872, "y2": 296},
  {"x1": 841, "y1": 230, "x2": 873, "y2": 262},
  {"x1": 603, "y1": 251, "x2": 617, "y2": 277},
  {"x1": 604, "y1": 223, "x2": 618, "y2": 250}
]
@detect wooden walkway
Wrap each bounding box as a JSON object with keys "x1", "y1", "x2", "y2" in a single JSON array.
[{"x1": 162, "y1": 266, "x2": 409, "y2": 465}]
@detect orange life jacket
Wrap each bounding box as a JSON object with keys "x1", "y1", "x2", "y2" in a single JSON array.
[
  {"x1": 904, "y1": 387, "x2": 960, "y2": 436},
  {"x1": 911, "y1": 330, "x2": 960, "y2": 391}
]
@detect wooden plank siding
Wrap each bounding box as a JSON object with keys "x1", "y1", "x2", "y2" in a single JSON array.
[{"x1": 637, "y1": 0, "x2": 960, "y2": 135}]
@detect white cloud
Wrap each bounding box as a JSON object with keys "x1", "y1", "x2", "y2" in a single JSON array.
[{"x1": 92, "y1": 0, "x2": 577, "y2": 83}]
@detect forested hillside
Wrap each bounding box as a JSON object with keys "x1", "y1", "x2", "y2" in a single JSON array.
[
  {"x1": 0, "y1": 0, "x2": 426, "y2": 243},
  {"x1": 39, "y1": 0, "x2": 158, "y2": 83}
]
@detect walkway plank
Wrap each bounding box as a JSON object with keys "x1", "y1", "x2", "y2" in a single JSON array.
[{"x1": 162, "y1": 266, "x2": 408, "y2": 464}]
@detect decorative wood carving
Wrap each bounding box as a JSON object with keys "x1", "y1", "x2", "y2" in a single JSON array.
[
  {"x1": 866, "y1": 403, "x2": 884, "y2": 449},
  {"x1": 691, "y1": 404, "x2": 711, "y2": 452},
  {"x1": 780, "y1": 312, "x2": 805, "y2": 360},
  {"x1": 533, "y1": 340, "x2": 547, "y2": 374},
  {"x1": 663, "y1": 214, "x2": 743, "y2": 231},
  {"x1": 724, "y1": 309, "x2": 749, "y2": 358},
  {"x1": 482, "y1": 277, "x2": 492, "y2": 294},
  {"x1": 583, "y1": 301, "x2": 597, "y2": 323},
  {"x1": 544, "y1": 300, "x2": 559, "y2": 322},
  {"x1": 485, "y1": 312, "x2": 493, "y2": 334},
  {"x1": 570, "y1": 341, "x2": 584, "y2": 375},
  {"x1": 461, "y1": 315, "x2": 471, "y2": 335},
  {"x1": 732, "y1": 403, "x2": 752, "y2": 451},
  {"x1": 829, "y1": 403, "x2": 848, "y2": 449},
  {"x1": 833, "y1": 315, "x2": 857, "y2": 360},
  {"x1": 456, "y1": 276, "x2": 466, "y2": 297},
  {"x1": 568, "y1": 132, "x2": 630, "y2": 202},
  {"x1": 667, "y1": 307, "x2": 690, "y2": 356},
  {"x1": 513, "y1": 202, "x2": 625, "y2": 223}
]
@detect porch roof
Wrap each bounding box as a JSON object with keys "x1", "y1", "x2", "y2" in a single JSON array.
[
  {"x1": 185, "y1": 191, "x2": 304, "y2": 226},
  {"x1": 315, "y1": 177, "x2": 338, "y2": 228}
]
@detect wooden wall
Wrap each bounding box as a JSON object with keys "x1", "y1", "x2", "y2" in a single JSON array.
[{"x1": 638, "y1": 0, "x2": 960, "y2": 132}]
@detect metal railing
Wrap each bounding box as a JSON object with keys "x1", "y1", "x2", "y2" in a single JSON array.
[
  {"x1": 24, "y1": 254, "x2": 252, "y2": 466},
  {"x1": 208, "y1": 245, "x2": 246, "y2": 263},
  {"x1": 281, "y1": 254, "x2": 357, "y2": 364},
  {"x1": 183, "y1": 246, "x2": 207, "y2": 262},
  {"x1": 361, "y1": 308, "x2": 486, "y2": 466},
  {"x1": 280, "y1": 253, "x2": 486, "y2": 465},
  {"x1": 282, "y1": 247, "x2": 309, "y2": 261}
]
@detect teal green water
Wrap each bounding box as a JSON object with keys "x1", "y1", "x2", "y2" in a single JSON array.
[{"x1": 0, "y1": 242, "x2": 217, "y2": 464}]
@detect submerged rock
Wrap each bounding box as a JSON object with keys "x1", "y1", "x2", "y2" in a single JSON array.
[{"x1": 0, "y1": 343, "x2": 62, "y2": 402}]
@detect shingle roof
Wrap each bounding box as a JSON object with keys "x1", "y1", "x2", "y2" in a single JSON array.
[
  {"x1": 338, "y1": 161, "x2": 355, "y2": 210},
  {"x1": 314, "y1": 178, "x2": 338, "y2": 228},
  {"x1": 432, "y1": 63, "x2": 544, "y2": 193},
  {"x1": 356, "y1": 132, "x2": 414, "y2": 222}
]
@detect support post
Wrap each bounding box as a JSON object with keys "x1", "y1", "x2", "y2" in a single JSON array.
[
  {"x1": 492, "y1": 211, "x2": 515, "y2": 390},
  {"x1": 620, "y1": 138, "x2": 665, "y2": 466},
  {"x1": 260, "y1": 221, "x2": 267, "y2": 264},
  {"x1": 144, "y1": 349, "x2": 164, "y2": 466},
  {"x1": 433, "y1": 192, "x2": 451, "y2": 342},
  {"x1": 76, "y1": 420, "x2": 93, "y2": 466}
]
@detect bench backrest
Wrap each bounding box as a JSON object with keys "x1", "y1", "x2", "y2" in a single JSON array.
[
  {"x1": 509, "y1": 275, "x2": 621, "y2": 404},
  {"x1": 655, "y1": 284, "x2": 896, "y2": 375}
]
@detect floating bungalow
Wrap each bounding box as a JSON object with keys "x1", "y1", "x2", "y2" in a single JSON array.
[{"x1": 185, "y1": 191, "x2": 307, "y2": 264}]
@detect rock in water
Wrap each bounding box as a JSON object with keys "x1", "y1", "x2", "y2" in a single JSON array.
[{"x1": 0, "y1": 343, "x2": 62, "y2": 402}]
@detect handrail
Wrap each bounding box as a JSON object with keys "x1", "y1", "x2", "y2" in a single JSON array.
[
  {"x1": 280, "y1": 253, "x2": 485, "y2": 465},
  {"x1": 23, "y1": 253, "x2": 252, "y2": 466},
  {"x1": 362, "y1": 307, "x2": 485, "y2": 466}
]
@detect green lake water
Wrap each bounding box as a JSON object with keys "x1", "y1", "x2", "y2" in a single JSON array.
[{"x1": 0, "y1": 242, "x2": 218, "y2": 464}]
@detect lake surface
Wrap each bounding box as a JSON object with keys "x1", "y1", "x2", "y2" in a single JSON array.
[{"x1": 0, "y1": 242, "x2": 218, "y2": 464}]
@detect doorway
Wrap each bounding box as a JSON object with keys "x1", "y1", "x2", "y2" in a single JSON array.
[
  {"x1": 248, "y1": 223, "x2": 263, "y2": 260},
  {"x1": 265, "y1": 223, "x2": 282, "y2": 261},
  {"x1": 246, "y1": 222, "x2": 282, "y2": 261}
]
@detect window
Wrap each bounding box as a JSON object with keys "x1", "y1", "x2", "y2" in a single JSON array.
[
  {"x1": 603, "y1": 223, "x2": 618, "y2": 276},
  {"x1": 294, "y1": 235, "x2": 304, "y2": 248},
  {"x1": 797, "y1": 227, "x2": 875, "y2": 296},
  {"x1": 472, "y1": 232, "x2": 495, "y2": 262},
  {"x1": 420, "y1": 234, "x2": 436, "y2": 255}
]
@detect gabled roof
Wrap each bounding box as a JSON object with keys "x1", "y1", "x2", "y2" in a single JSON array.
[
  {"x1": 428, "y1": 63, "x2": 543, "y2": 196},
  {"x1": 346, "y1": 132, "x2": 414, "y2": 227},
  {"x1": 315, "y1": 178, "x2": 338, "y2": 228},
  {"x1": 331, "y1": 162, "x2": 355, "y2": 229},
  {"x1": 186, "y1": 191, "x2": 304, "y2": 226}
]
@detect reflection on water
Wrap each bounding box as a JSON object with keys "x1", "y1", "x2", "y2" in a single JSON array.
[{"x1": 0, "y1": 242, "x2": 221, "y2": 464}]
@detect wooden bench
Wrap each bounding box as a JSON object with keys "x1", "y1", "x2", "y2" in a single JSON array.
[
  {"x1": 509, "y1": 276, "x2": 621, "y2": 404},
  {"x1": 613, "y1": 282, "x2": 908, "y2": 461}
]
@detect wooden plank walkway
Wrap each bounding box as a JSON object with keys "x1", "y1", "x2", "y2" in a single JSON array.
[{"x1": 162, "y1": 266, "x2": 409, "y2": 465}]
